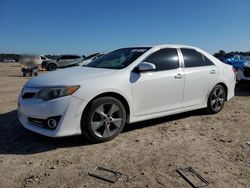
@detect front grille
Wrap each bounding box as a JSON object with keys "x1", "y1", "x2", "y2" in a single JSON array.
[
  {"x1": 22, "y1": 92, "x2": 36, "y2": 99},
  {"x1": 243, "y1": 68, "x2": 250, "y2": 77}
]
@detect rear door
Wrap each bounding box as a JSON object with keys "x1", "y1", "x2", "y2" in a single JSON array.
[
  {"x1": 180, "y1": 48, "x2": 218, "y2": 107},
  {"x1": 57, "y1": 56, "x2": 68, "y2": 67},
  {"x1": 59, "y1": 55, "x2": 80, "y2": 67}
]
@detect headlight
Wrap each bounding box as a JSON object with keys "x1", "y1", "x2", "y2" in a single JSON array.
[
  {"x1": 243, "y1": 61, "x2": 250, "y2": 67},
  {"x1": 35, "y1": 85, "x2": 80, "y2": 101}
]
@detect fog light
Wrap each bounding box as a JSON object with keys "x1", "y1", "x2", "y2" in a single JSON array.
[{"x1": 47, "y1": 118, "x2": 57, "y2": 129}]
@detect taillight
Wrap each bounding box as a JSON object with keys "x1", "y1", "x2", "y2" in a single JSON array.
[{"x1": 232, "y1": 67, "x2": 238, "y2": 74}]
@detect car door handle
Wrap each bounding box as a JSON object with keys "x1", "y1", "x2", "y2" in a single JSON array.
[
  {"x1": 210, "y1": 69, "x2": 216, "y2": 74},
  {"x1": 174, "y1": 73, "x2": 183, "y2": 79}
]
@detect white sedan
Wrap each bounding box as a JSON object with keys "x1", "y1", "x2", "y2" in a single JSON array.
[{"x1": 18, "y1": 45, "x2": 236, "y2": 142}]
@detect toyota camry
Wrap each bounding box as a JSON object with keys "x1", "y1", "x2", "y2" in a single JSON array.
[{"x1": 18, "y1": 45, "x2": 236, "y2": 142}]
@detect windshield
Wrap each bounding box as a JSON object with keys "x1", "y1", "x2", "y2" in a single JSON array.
[{"x1": 86, "y1": 47, "x2": 150, "y2": 69}]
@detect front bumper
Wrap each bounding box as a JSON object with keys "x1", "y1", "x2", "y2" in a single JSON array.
[{"x1": 18, "y1": 89, "x2": 88, "y2": 137}]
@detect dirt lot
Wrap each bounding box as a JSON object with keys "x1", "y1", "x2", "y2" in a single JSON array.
[{"x1": 0, "y1": 63, "x2": 249, "y2": 188}]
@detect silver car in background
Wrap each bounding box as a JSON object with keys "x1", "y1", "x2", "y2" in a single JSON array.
[{"x1": 42, "y1": 55, "x2": 82, "y2": 71}]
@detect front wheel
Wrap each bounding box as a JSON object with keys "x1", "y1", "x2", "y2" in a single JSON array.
[
  {"x1": 47, "y1": 63, "x2": 57, "y2": 71},
  {"x1": 81, "y1": 97, "x2": 126, "y2": 143},
  {"x1": 206, "y1": 85, "x2": 226, "y2": 114}
]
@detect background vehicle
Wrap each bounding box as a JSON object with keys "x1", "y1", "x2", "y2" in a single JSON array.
[
  {"x1": 2, "y1": 58, "x2": 16, "y2": 63},
  {"x1": 18, "y1": 45, "x2": 235, "y2": 143},
  {"x1": 223, "y1": 55, "x2": 250, "y2": 81},
  {"x1": 42, "y1": 55, "x2": 82, "y2": 71},
  {"x1": 224, "y1": 55, "x2": 248, "y2": 68},
  {"x1": 79, "y1": 53, "x2": 105, "y2": 66}
]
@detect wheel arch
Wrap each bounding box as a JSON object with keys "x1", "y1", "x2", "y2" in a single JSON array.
[
  {"x1": 215, "y1": 82, "x2": 228, "y2": 101},
  {"x1": 82, "y1": 92, "x2": 131, "y2": 123}
]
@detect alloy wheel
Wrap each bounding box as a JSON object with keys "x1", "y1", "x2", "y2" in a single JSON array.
[
  {"x1": 210, "y1": 87, "x2": 225, "y2": 112},
  {"x1": 91, "y1": 103, "x2": 123, "y2": 138}
]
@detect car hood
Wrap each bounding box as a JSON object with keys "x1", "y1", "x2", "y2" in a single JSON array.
[{"x1": 25, "y1": 67, "x2": 116, "y2": 87}]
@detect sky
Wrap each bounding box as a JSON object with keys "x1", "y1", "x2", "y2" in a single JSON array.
[{"x1": 0, "y1": 0, "x2": 249, "y2": 55}]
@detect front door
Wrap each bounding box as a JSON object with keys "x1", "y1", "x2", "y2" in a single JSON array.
[{"x1": 131, "y1": 48, "x2": 184, "y2": 116}]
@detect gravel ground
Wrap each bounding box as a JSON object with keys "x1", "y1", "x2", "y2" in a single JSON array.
[{"x1": 0, "y1": 63, "x2": 249, "y2": 188}]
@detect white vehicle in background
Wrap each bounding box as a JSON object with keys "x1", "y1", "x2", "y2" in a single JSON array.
[
  {"x1": 79, "y1": 53, "x2": 105, "y2": 66},
  {"x1": 18, "y1": 45, "x2": 235, "y2": 143}
]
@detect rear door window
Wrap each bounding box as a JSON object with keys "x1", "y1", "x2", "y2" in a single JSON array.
[{"x1": 181, "y1": 48, "x2": 214, "y2": 67}]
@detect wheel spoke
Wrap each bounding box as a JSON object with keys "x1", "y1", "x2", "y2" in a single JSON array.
[
  {"x1": 218, "y1": 89, "x2": 223, "y2": 97},
  {"x1": 103, "y1": 126, "x2": 111, "y2": 138},
  {"x1": 214, "y1": 101, "x2": 219, "y2": 110},
  {"x1": 108, "y1": 104, "x2": 119, "y2": 116},
  {"x1": 111, "y1": 118, "x2": 122, "y2": 127},
  {"x1": 91, "y1": 121, "x2": 103, "y2": 131},
  {"x1": 95, "y1": 105, "x2": 107, "y2": 118},
  {"x1": 211, "y1": 99, "x2": 216, "y2": 106},
  {"x1": 213, "y1": 91, "x2": 218, "y2": 98},
  {"x1": 218, "y1": 98, "x2": 224, "y2": 105}
]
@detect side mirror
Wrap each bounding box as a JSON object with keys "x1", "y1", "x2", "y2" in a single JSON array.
[{"x1": 136, "y1": 62, "x2": 156, "y2": 72}]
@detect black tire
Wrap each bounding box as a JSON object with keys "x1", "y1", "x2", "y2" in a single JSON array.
[
  {"x1": 22, "y1": 73, "x2": 26, "y2": 77},
  {"x1": 47, "y1": 63, "x2": 57, "y2": 71},
  {"x1": 81, "y1": 97, "x2": 126, "y2": 143},
  {"x1": 33, "y1": 72, "x2": 38, "y2": 76},
  {"x1": 206, "y1": 84, "x2": 226, "y2": 114}
]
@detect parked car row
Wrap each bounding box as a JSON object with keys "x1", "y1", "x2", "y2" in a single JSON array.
[
  {"x1": 0, "y1": 58, "x2": 17, "y2": 63},
  {"x1": 41, "y1": 53, "x2": 105, "y2": 71},
  {"x1": 18, "y1": 45, "x2": 236, "y2": 143},
  {"x1": 17, "y1": 53, "x2": 104, "y2": 76}
]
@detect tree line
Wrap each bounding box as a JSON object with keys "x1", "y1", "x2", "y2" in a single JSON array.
[
  {"x1": 213, "y1": 50, "x2": 250, "y2": 58},
  {"x1": 0, "y1": 54, "x2": 59, "y2": 61}
]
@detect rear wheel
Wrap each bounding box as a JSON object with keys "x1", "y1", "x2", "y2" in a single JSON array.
[
  {"x1": 206, "y1": 85, "x2": 226, "y2": 114},
  {"x1": 81, "y1": 97, "x2": 126, "y2": 143},
  {"x1": 48, "y1": 63, "x2": 57, "y2": 71}
]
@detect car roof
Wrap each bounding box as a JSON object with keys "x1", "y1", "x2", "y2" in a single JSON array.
[{"x1": 126, "y1": 44, "x2": 201, "y2": 50}]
